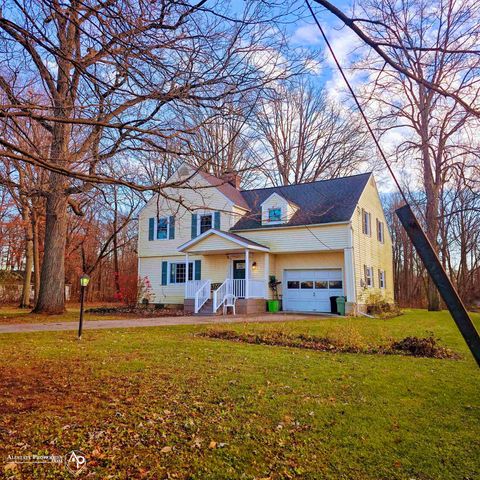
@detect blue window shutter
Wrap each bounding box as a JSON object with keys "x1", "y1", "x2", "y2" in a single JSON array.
[
  {"x1": 161, "y1": 261, "x2": 168, "y2": 285},
  {"x1": 214, "y1": 211, "x2": 221, "y2": 230},
  {"x1": 191, "y1": 214, "x2": 198, "y2": 238},
  {"x1": 148, "y1": 218, "x2": 155, "y2": 241},
  {"x1": 194, "y1": 260, "x2": 201, "y2": 280},
  {"x1": 169, "y1": 216, "x2": 175, "y2": 239}
]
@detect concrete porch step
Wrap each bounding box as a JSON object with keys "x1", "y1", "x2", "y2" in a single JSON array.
[{"x1": 194, "y1": 299, "x2": 222, "y2": 316}]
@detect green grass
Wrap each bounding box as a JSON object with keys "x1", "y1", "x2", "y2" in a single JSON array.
[{"x1": 0, "y1": 309, "x2": 479, "y2": 479}]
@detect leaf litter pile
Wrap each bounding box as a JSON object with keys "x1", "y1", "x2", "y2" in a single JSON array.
[{"x1": 199, "y1": 329, "x2": 460, "y2": 359}]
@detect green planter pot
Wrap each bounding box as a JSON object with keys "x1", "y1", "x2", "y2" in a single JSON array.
[{"x1": 267, "y1": 299, "x2": 280, "y2": 313}]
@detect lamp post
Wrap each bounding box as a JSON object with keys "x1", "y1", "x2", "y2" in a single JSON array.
[{"x1": 78, "y1": 273, "x2": 90, "y2": 339}]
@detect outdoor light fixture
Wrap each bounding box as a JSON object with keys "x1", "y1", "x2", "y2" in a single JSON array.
[
  {"x1": 252, "y1": 262, "x2": 257, "y2": 270},
  {"x1": 78, "y1": 273, "x2": 90, "y2": 339}
]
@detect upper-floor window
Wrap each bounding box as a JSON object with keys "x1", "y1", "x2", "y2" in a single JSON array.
[
  {"x1": 157, "y1": 217, "x2": 169, "y2": 239},
  {"x1": 378, "y1": 269, "x2": 386, "y2": 289},
  {"x1": 268, "y1": 208, "x2": 282, "y2": 222},
  {"x1": 199, "y1": 213, "x2": 213, "y2": 234},
  {"x1": 362, "y1": 209, "x2": 371, "y2": 236},
  {"x1": 364, "y1": 265, "x2": 373, "y2": 288},
  {"x1": 377, "y1": 219, "x2": 385, "y2": 243}
]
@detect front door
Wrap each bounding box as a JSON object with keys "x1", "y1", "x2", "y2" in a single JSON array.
[
  {"x1": 233, "y1": 260, "x2": 246, "y2": 280},
  {"x1": 232, "y1": 260, "x2": 246, "y2": 298}
]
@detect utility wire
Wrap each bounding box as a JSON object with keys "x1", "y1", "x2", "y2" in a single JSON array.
[{"x1": 305, "y1": 0, "x2": 409, "y2": 206}]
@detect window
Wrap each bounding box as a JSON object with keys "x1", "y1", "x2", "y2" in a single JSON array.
[
  {"x1": 379, "y1": 270, "x2": 386, "y2": 289},
  {"x1": 362, "y1": 209, "x2": 371, "y2": 236},
  {"x1": 169, "y1": 262, "x2": 194, "y2": 284},
  {"x1": 315, "y1": 280, "x2": 328, "y2": 289},
  {"x1": 377, "y1": 219, "x2": 385, "y2": 243},
  {"x1": 287, "y1": 281, "x2": 300, "y2": 289},
  {"x1": 364, "y1": 265, "x2": 373, "y2": 288},
  {"x1": 199, "y1": 213, "x2": 213, "y2": 234},
  {"x1": 268, "y1": 208, "x2": 282, "y2": 222},
  {"x1": 157, "y1": 217, "x2": 168, "y2": 239},
  {"x1": 300, "y1": 281, "x2": 313, "y2": 289},
  {"x1": 329, "y1": 280, "x2": 343, "y2": 290}
]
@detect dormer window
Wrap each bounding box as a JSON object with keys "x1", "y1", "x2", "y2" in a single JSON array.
[
  {"x1": 268, "y1": 208, "x2": 282, "y2": 222},
  {"x1": 261, "y1": 192, "x2": 298, "y2": 226}
]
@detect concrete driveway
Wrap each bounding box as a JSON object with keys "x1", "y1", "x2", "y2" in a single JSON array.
[{"x1": 0, "y1": 313, "x2": 325, "y2": 334}]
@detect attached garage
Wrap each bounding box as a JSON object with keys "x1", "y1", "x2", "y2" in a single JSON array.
[{"x1": 282, "y1": 269, "x2": 344, "y2": 312}]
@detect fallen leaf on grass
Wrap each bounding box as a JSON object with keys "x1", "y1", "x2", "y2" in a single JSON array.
[{"x1": 161, "y1": 446, "x2": 172, "y2": 453}]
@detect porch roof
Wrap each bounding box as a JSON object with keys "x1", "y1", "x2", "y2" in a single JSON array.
[{"x1": 177, "y1": 229, "x2": 270, "y2": 254}]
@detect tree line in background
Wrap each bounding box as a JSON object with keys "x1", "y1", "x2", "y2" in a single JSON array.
[{"x1": 0, "y1": 0, "x2": 479, "y2": 311}]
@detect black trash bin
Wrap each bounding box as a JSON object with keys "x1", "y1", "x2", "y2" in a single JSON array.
[{"x1": 330, "y1": 296, "x2": 339, "y2": 314}]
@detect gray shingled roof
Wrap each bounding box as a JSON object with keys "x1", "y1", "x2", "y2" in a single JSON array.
[{"x1": 231, "y1": 173, "x2": 372, "y2": 231}]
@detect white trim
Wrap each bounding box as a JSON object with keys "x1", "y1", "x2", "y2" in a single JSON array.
[
  {"x1": 197, "y1": 211, "x2": 214, "y2": 236},
  {"x1": 177, "y1": 228, "x2": 269, "y2": 253},
  {"x1": 230, "y1": 220, "x2": 350, "y2": 233},
  {"x1": 260, "y1": 192, "x2": 298, "y2": 209}
]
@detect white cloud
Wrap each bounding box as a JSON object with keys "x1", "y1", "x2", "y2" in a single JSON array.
[{"x1": 291, "y1": 24, "x2": 322, "y2": 45}]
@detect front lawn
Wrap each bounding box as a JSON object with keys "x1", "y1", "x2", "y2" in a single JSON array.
[{"x1": 1, "y1": 309, "x2": 479, "y2": 479}]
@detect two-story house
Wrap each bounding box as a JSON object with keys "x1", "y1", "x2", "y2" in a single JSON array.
[{"x1": 138, "y1": 164, "x2": 394, "y2": 315}]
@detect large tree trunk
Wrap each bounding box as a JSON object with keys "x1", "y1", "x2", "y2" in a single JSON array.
[
  {"x1": 19, "y1": 206, "x2": 33, "y2": 308},
  {"x1": 33, "y1": 177, "x2": 68, "y2": 314},
  {"x1": 32, "y1": 211, "x2": 41, "y2": 304}
]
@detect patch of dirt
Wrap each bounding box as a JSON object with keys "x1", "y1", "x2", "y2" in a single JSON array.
[{"x1": 198, "y1": 330, "x2": 460, "y2": 359}]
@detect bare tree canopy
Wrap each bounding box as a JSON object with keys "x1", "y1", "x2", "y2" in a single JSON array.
[{"x1": 0, "y1": 0, "x2": 304, "y2": 312}]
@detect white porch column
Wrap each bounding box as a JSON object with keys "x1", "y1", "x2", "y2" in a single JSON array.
[
  {"x1": 245, "y1": 249, "x2": 250, "y2": 299},
  {"x1": 344, "y1": 247, "x2": 356, "y2": 303},
  {"x1": 184, "y1": 252, "x2": 189, "y2": 298},
  {"x1": 264, "y1": 252, "x2": 270, "y2": 299}
]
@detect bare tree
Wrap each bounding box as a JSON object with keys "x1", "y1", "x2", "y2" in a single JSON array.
[
  {"x1": 0, "y1": 0, "x2": 299, "y2": 313},
  {"x1": 351, "y1": 0, "x2": 480, "y2": 310},
  {"x1": 253, "y1": 78, "x2": 369, "y2": 186}
]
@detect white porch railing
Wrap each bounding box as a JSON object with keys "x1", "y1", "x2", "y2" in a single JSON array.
[
  {"x1": 185, "y1": 280, "x2": 204, "y2": 299},
  {"x1": 194, "y1": 280, "x2": 211, "y2": 313},
  {"x1": 231, "y1": 279, "x2": 245, "y2": 298},
  {"x1": 212, "y1": 279, "x2": 266, "y2": 312},
  {"x1": 213, "y1": 279, "x2": 231, "y2": 312}
]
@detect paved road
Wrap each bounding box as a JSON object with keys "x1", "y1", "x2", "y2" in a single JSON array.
[{"x1": 0, "y1": 313, "x2": 320, "y2": 334}]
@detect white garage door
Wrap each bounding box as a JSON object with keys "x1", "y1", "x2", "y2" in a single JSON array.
[{"x1": 283, "y1": 269, "x2": 344, "y2": 312}]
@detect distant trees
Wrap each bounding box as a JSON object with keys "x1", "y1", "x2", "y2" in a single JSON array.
[{"x1": 254, "y1": 78, "x2": 369, "y2": 186}]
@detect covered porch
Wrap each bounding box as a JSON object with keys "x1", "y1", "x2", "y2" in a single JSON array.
[{"x1": 178, "y1": 229, "x2": 271, "y2": 314}]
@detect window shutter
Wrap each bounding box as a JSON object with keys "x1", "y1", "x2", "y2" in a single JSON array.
[
  {"x1": 371, "y1": 267, "x2": 374, "y2": 287},
  {"x1": 369, "y1": 214, "x2": 372, "y2": 236},
  {"x1": 161, "y1": 261, "x2": 168, "y2": 285},
  {"x1": 169, "y1": 216, "x2": 175, "y2": 239},
  {"x1": 361, "y1": 209, "x2": 365, "y2": 234},
  {"x1": 214, "y1": 211, "x2": 221, "y2": 230},
  {"x1": 148, "y1": 218, "x2": 155, "y2": 241},
  {"x1": 194, "y1": 260, "x2": 201, "y2": 280},
  {"x1": 363, "y1": 265, "x2": 367, "y2": 283},
  {"x1": 191, "y1": 214, "x2": 198, "y2": 238}
]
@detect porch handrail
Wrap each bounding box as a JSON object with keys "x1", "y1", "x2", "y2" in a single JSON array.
[
  {"x1": 194, "y1": 280, "x2": 211, "y2": 313},
  {"x1": 213, "y1": 278, "x2": 232, "y2": 312}
]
